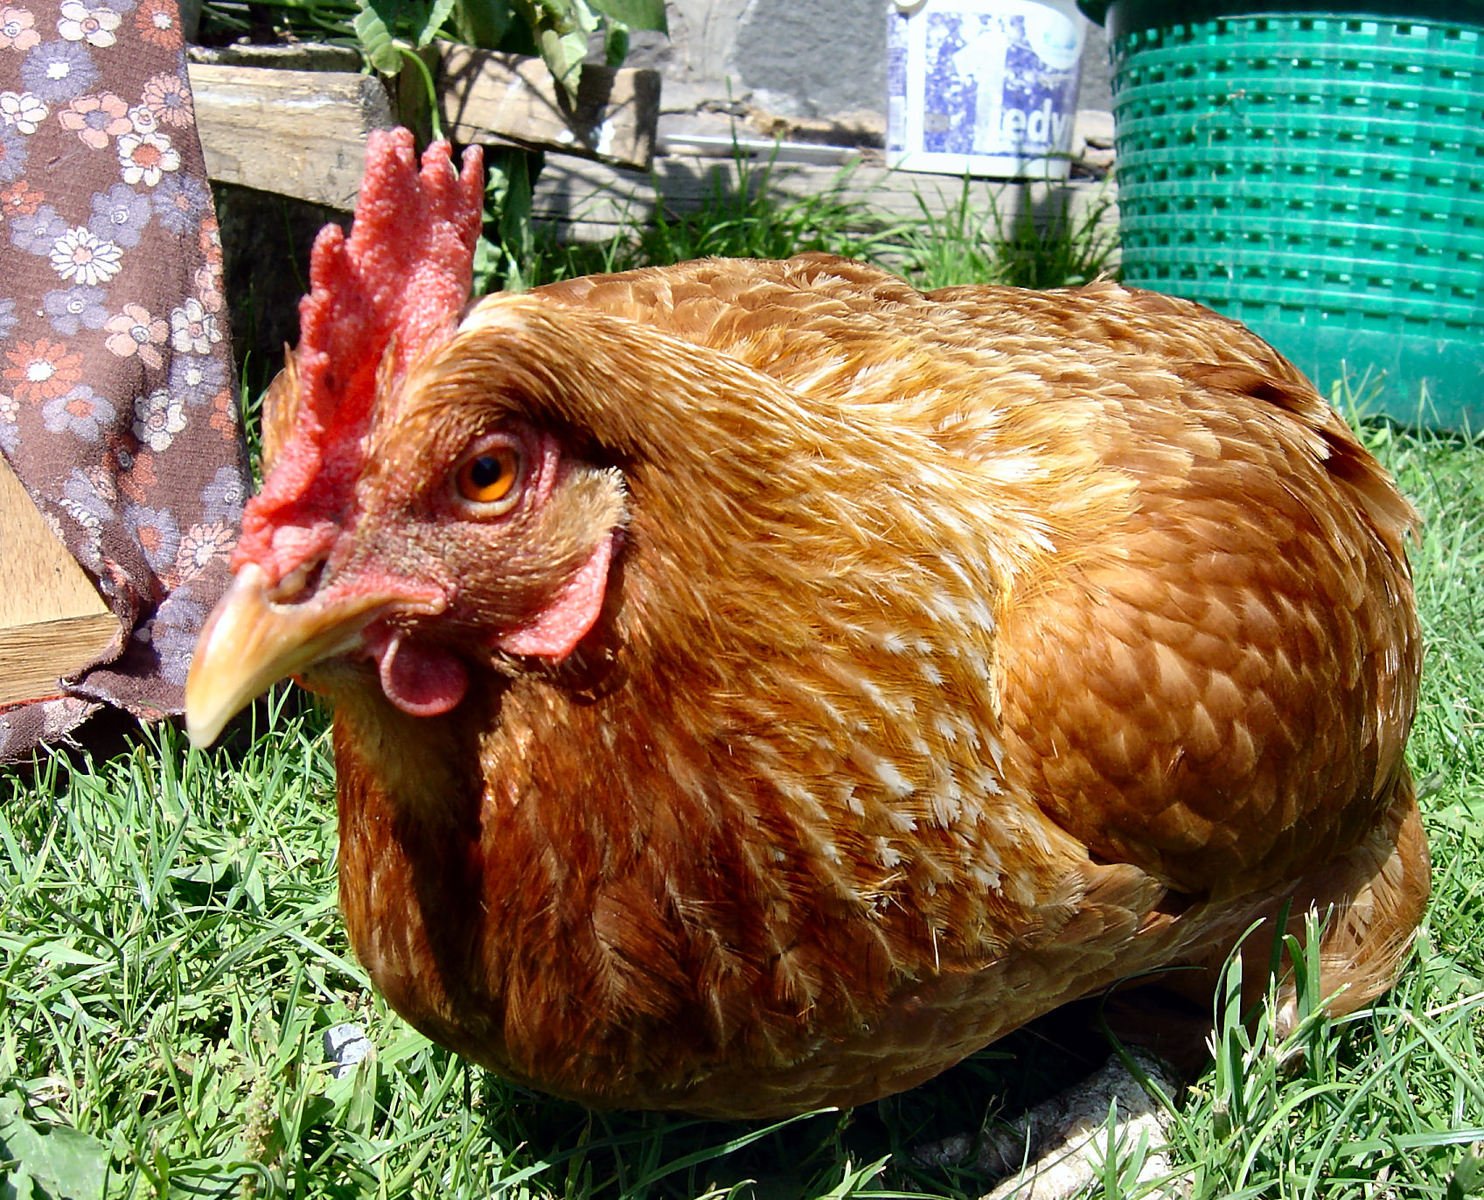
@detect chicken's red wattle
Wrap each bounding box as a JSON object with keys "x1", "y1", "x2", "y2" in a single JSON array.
[{"x1": 366, "y1": 625, "x2": 469, "y2": 716}]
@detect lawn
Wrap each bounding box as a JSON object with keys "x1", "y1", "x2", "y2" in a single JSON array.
[{"x1": 2, "y1": 176, "x2": 1482, "y2": 1199}]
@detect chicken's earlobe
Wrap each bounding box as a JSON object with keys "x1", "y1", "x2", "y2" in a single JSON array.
[{"x1": 494, "y1": 529, "x2": 617, "y2": 660}]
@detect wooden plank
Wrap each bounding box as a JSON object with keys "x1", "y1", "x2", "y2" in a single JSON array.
[
  {"x1": 433, "y1": 43, "x2": 660, "y2": 171},
  {"x1": 188, "y1": 48, "x2": 660, "y2": 204},
  {"x1": 188, "y1": 62, "x2": 396, "y2": 208},
  {"x1": 0, "y1": 455, "x2": 118, "y2": 707}
]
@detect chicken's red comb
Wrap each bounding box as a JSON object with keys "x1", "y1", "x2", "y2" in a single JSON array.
[
  {"x1": 297, "y1": 129, "x2": 485, "y2": 439},
  {"x1": 235, "y1": 129, "x2": 484, "y2": 578}
]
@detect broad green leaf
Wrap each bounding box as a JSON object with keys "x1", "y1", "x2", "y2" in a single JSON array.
[
  {"x1": 353, "y1": 0, "x2": 402, "y2": 73},
  {"x1": 526, "y1": 0, "x2": 581, "y2": 25},
  {"x1": 355, "y1": 0, "x2": 455, "y2": 66},
  {"x1": 0, "y1": 1098, "x2": 108, "y2": 1200},
  {"x1": 452, "y1": 0, "x2": 511, "y2": 48},
  {"x1": 417, "y1": 0, "x2": 458, "y2": 46},
  {"x1": 603, "y1": 21, "x2": 628, "y2": 67},
  {"x1": 536, "y1": 24, "x2": 587, "y2": 98},
  {"x1": 589, "y1": 0, "x2": 664, "y2": 33}
]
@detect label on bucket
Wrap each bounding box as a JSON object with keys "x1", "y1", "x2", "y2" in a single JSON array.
[{"x1": 887, "y1": 0, "x2": 1085, "y2": 179}]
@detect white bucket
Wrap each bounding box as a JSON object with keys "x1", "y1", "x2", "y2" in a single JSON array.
[{"x1": 887, "y1": 0, "x2": 1086, "y2": 179}]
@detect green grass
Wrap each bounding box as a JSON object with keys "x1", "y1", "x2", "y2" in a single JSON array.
[
  {"x1": 500, "y1": 154, "x2": 903, "y2": 292},
  {"x1": 497, "y1": 153, "x2": 1118, "y2": 295},
  {"x1": 2, "y1": 200, "x2": 1482, "y2": 1199}
]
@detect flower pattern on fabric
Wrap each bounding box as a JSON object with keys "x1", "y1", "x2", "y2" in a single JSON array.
[
  {"x1": 150, "y1": 169, "x2": 204, "y2": 232},
  {"x1": 89, "y1": 179, "x2": 149, "y2": 244},
  {"x1": 0, "y1": 120, "x2": 26, "y2": 180},
  {"x1": 57, "y1": 0, "x2": 119, "y2": 47},
  {"x1": 43, "y1": 281, "x2": 107, "y2": 332},
  {"x1": 2, "y1": 178, "x2": 44, "y2": 218},
  {"x1": 41, "y1": 382, "x2": 112, "y2": 438},
  {"x1": 57, "y1": 89, "x2": 128, "y2": 147},
  {"x1": 168, "y1": 296, "x2": 217, "y2": 353},
  {"x1": 192, "y1": 262, "x2": 223, "y2": 314},
  {"x1": 117, "y1": 125, "x2": 175, "y2": 184},
  {"x1": 103, "y1": 300, "x2": 164, "y2": 366},
  {"x1": 1, "y1": 88, "x2": 48, "y2": 131},
  {"x1": 201, "y1": 463, "x2": 245, "y2": 523},
  {"x1": 1, "y1": 0, "x2": 247, "y2": 758},
  {"x1": 138, "y1": 68, "x2": 186, "y2": 126},
  {"x1": 175, "y1": 518, "x2": 233, "y2": 581},
  {"x1": 136, "y1": 591, "x2": 203, "y2": 685},
  {"x1": 0, "y1": 389, "x2": 20, "y2": 451},
  {"x1": 130, "y1": 384, "x2": 182, "y2": 449},
  {"x1": 21, "y1": 40, "x2": 99, "y2": 102},
  {"x1": 0, "y1": 7, "x2": 41, "y2": 51},
  {"x1": 5, "y1": 336, "x2": 82, "y2": 400},
  {"x1": 131, "y1": 0, "x2": 176, "y2": 49},
  {"x1": 49, "y1": 223, "x2": 122, "y2": 283},
  {"x1": 123, "y1": 500, "x2": 177, "y2": 572},
  {"x1": 59, "y1": 464, "x2": 111, "y2": 542},
  {"x1": 168, "y1": 350, "x2": 224, "y2": 405},
  {"x1": 9, "y1": 200, "x2": 65, "y2": 249}
]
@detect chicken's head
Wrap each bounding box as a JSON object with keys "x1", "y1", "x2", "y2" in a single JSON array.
[{"x1": 184, "y1": 131, "x2": 625, "y2": 746}]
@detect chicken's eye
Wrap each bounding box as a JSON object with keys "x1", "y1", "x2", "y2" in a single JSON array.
[{"x1": 454, "y1": 446, "x2": 521, "y2": 509}]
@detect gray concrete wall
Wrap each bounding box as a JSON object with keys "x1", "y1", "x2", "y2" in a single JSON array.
[{"x1": 630, "y1": 1, "x2": 1111, "y2": 145}]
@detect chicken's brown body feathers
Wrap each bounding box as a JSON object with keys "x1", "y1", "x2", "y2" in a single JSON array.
[{"x1": 298, "y1": 255, "x2": 1424, "y2": 1117}]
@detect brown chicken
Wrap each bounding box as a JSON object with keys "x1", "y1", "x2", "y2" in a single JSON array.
[{"x1": 186, "y1": 130, "x2": 1428, "y2": 1122}]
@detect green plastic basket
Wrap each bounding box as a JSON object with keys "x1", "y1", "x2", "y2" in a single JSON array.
[{"x1": 1078, "y1": 1, "x2": 1484, "y2": 431}]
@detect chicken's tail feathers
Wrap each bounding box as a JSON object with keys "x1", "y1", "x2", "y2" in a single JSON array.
[
  {"x1": 1141, "y1": 767, "x2": 1429, "y2": 1043},
  {"x1": 1214, "y1": 767, "x2": 1431, "y2": 1035},
  {"x1": 1296, "y1": 765, "x2": 1430, "y2": 1025}
]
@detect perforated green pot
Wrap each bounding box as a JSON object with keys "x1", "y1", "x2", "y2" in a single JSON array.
[{"x1": 1078, "y1": 0, "x2": 1484, "y2": 431}]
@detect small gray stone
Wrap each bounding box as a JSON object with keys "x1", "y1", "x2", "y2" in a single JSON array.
[{"x1": 323, "y1": 1022, "x2": 372, "y2": 1078}]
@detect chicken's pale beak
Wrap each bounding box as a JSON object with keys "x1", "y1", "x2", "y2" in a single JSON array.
[{"x1": 184, "y1": 562, "x2": 384, "y2": 748}]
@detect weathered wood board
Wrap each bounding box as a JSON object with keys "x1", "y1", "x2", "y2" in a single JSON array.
[
  {"x1": 188, "y1": 61, "x2": 397, "y2": 209},
  {"x1": 188, "y1": 46, "x2": 661, "y2": 206},
  {"x1": 0, "y1": 456, "x2": 119, "y2": 708},
  {"x1": 431, "y1": 43, "x2": 660, "y2": 171}
]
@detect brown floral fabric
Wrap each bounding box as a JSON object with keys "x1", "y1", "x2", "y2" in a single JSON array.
[{"x1": 0, "y1": 0, "x2": 246, "y2": 759}]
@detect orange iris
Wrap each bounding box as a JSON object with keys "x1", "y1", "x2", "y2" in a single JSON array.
[{"x1": 455, "y1": 446, "x2": 520, "y2": 505}]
